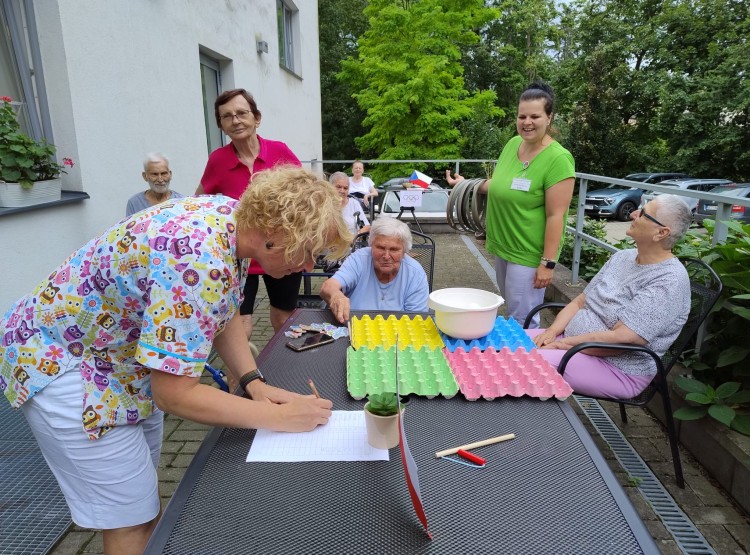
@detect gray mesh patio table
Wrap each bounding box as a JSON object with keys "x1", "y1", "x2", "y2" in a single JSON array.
[{"x1": 146, "y1": 309, "x2": 658, "y2": 554}]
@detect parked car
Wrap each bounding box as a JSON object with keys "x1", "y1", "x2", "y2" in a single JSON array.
[
  {"x1": 694, "y1": 184, "x2": 750, "y2": 224},
  {"x1": 584, "y1": 173, "x2": 689, "y2": 221},
  {"x1": 641, "y1": 178, "x2": 735, "y2": 213},
  {"x1": 377, "y1": 184, "x2": 449, "y2": 232}
]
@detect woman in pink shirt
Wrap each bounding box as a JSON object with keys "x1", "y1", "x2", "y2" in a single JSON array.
[{"x1": 197, "y1": 89, "x2": 301, "y2": 341}]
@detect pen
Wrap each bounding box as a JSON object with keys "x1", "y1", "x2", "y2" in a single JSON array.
[{"x1": 308, "y1": 378, "x2": 320, "y2": 399}]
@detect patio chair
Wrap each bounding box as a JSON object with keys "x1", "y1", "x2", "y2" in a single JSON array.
[{"x1": 523, "y1": 257, "x2": 722, "y2": 488}]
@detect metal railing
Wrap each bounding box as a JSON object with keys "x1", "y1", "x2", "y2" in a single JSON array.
[
  {"x1": 302, "y1": 160, "x2": 747, "y2": 283},
  {"x1": 571, "y1": 174, "x2": 750, "y2": 283}
]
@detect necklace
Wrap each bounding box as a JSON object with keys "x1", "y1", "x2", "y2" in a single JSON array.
[{"x1": 377, "y1": 279, "x2": 394, "y2": 301}]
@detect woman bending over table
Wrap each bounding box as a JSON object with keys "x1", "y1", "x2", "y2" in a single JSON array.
[
  {"x1": 526, "y1": 195, "x2": 692, "y2": 399},
  {"x1": 0, "y1": 166, "x2": 351, "y2": 555}
]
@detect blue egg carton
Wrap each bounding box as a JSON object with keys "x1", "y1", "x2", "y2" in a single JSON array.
[{"x1": 440, "y1": 316, "x2": 536, "y2": 352}]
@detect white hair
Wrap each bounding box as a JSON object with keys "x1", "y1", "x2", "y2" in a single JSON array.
[
  {"x1": 143, "y1": 152, "x2": 170, "y2": 171},
  {"x1": 653, "y1": 194, "x2": 692, "y2": 248},
  {"x1": 328, "y1": 171, "x2": 349, "y2": 185},
  {"x1": 368, "y1": 218, "x2": 412, "y2": 252}
]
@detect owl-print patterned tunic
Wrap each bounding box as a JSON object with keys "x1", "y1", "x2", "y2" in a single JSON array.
[{"x1": 0, "y1": 196, "x2": 248, "y2": 439}]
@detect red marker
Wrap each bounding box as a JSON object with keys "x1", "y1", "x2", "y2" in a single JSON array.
[{"x1": 457, "y1": 449, "x2": 486, "y2": 466}]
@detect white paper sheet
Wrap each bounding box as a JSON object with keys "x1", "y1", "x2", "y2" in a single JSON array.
[{"x1": 246, "y1": 410, "x2": 389, "y2": 462}]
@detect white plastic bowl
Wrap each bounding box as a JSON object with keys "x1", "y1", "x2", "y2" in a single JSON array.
[{"x1": 428, "y1": 288, "x2": 504, "y2": 340}]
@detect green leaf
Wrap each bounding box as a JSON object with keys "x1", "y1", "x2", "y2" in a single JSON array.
[
  {"x1": 708, "y1": 404, "x2": 735, "y2": 426},
  {"x1": 730, "y1": 415, "x2": 750, "y2": 436},
  {"x1": 674, "y1": 406, "x2": 707, "y2": 420},
  {"x1": 686, "y1": 392, "x2": 713, "y2": 404},
  {"x1": 726, "y1": 390, "x2": 750, "y2": 404},
  {"x1": 674, "y1": 375, "x2": 708, "y2": 394},
  {"x1": 715, "y1": 382, "x2": 741, "y2": 399},
  {"x1": 717, "y1": 346, "x2": 750, "y2": 367}
]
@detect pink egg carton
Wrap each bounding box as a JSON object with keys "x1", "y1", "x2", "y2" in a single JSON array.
[{"x1": 444, "y1": 346, "x2": 573, "y2": 401}]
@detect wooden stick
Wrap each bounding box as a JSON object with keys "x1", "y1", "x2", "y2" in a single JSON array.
[{"x1": 435, "y1": 433, "x2": 515, "y2": 458}]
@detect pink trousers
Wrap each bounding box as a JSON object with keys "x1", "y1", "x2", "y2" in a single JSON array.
[{"x1": 525, "y1": 329, "x2": 654, "y2": 399}]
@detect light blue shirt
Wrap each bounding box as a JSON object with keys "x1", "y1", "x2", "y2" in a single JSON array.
[{"x1": 333, "y1": 247, "x2": 429, "y2": 313}]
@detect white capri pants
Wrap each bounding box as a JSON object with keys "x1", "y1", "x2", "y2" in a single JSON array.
[
  {"x1": 495, "y1": 257, "x2": 546, "y2": 328},
  {"x1": 20, "y1": 370, "x2": 164, "y2": 529}
]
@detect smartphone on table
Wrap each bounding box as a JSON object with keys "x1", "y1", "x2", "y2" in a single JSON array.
[{"x1": 286, "y1": 332, "x2": 335, "y2": 352}]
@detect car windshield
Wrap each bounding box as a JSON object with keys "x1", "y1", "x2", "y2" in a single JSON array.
[
  {"x1": 593, "y1": 184, "x2": 637, "y2": 192},
  {"x1": 710, "y1": 186, "x2": 750, "y2": 197},
  {"x1": 382, "y1": 190, "x2": 448, "y2": 213}
]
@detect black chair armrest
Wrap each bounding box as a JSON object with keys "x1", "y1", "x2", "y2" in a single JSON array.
[
  {"x1": 523, "y1": 302, "x2": 567, "y2": 329},
  {"x1": 557, "y1": 342, "x2": 665, "y2": 378}
]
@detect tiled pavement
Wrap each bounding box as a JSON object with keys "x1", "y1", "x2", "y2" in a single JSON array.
[{"x1": 48, "y1": 232, "x2": 750, "y2": 554}]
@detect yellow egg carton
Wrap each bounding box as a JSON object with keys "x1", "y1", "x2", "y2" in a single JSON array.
[{"x1": 350, "y1": 314, "x2": 445, "y2": 351}]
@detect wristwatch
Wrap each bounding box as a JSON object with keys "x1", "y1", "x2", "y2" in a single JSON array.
[
  {"x1": 540, "y1": 257, "x2": 557, "y2": 269},
  {"x1": 239, "y1": 369, "x2": 266, "y2": 392}
]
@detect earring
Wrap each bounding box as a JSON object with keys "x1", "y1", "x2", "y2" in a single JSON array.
[{"x1": 265, "y1": 241, "x2": 274, "y2": 249}]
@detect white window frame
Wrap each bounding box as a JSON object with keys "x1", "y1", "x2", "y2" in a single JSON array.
[
  {"x1": 199, "y1": 53, "x2": 225, "y2": 153},
  {"x1": 1, "y1": 0, "x2": 52, "y2": 143},
  {"x1": 276, "y1": 0, "x2": 298, "y2": 74}
]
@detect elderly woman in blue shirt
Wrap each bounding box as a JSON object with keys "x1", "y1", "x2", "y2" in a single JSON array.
[{"x1": 320, "y1": 218, "x2": 429, "y2": 323}]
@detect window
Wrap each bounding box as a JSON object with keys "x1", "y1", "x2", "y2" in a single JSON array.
[
  {"x1": 0, "y1": 0, "x2": 52, "y2": 143},
  {"x1": 199, "y1": 54, "x2": 224, "y2": 153},
  {"x1": 277, "y1": 0, "x2": 297, "y2": 73}
]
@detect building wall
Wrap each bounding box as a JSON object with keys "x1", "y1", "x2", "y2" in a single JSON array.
[{"x1": 0, "y1": 0, "x2": 321, "y2": 309}]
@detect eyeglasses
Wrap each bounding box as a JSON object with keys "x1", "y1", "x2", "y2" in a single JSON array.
[
  {"x1": 219, "y1": 110, "x2": 253, "y2": 123},
  {"x1": 638, "y1": 206, "x2": 667, "y2": 228}
]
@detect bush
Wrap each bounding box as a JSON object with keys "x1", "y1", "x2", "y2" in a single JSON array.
[
  {"x1": 671, "y1": 220, "x2": 750, "y2": 435},
  {"x1": 558, "y1": 216, "x2": 615, "y2": 281}
]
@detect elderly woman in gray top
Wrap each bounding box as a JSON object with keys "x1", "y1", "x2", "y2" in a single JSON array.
[{"x1": 526, "y1": 194, "x2": 693, "y2": 398}]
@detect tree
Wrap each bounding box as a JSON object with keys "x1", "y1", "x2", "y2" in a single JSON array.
[
  {"x1": 654, "y1": 0, "x2": 750, "y2": 181},
  {"x1": 339, "y1": 0, "x2": 499, "y2": 182},
  {"x1": 552, "y1": 0, "x2": 671, "y2": 177},
  {"x1": 318, "y1": 0, "x2": 369, "y2": 171}
]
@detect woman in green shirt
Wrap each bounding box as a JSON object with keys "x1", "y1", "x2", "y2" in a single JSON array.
[{"x1": 447, "y1": 83, "x2": 575, "y2": 327}]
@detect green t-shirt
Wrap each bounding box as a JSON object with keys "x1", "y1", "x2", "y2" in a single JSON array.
[{"x1": 485, "y1": 135, "x2": 575, "y2": 267}]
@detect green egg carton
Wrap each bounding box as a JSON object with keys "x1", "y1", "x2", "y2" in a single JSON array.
[{"x1": 346, "y1": 345, "x2": 459, "y2": 400}]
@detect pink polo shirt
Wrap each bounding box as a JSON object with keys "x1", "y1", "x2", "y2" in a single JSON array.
[{"x1": 201, "y1": 136, "x2": 301, "y2": 273}]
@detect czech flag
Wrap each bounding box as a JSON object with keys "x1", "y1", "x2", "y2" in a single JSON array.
[{"x1": 409, "y1": 170, "x2": 432, "y2": 189}]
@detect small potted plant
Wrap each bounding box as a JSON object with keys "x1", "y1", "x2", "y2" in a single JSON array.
[
  {"x1": 0, "y1": 96, "x2": 73, "y2": 207},
  {"x1": 364, "y1": 392, "x2": 405, "y2": 449}
]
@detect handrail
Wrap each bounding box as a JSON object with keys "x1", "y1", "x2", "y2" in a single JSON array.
[{"x1": 300, "y1": 161, "x2": 742, "y2": 281}]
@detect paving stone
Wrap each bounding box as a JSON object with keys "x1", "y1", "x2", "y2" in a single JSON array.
[
  {"x1": 655, "y1": 539, "x2": 682, "y2": 555},
  {"x1": 688, "y1": 472, "x2": 740, "y2": 507},
  {"x1": 168, "y1": 429, "x2": 209, "y2": 442},
  {"x1": 176, "y1": 420, "x2": 212, "y2": 432},
  {"x1": 159, "y1": 480, "x2": 179, "y2": 499},
  {"x1": 169, "y1": 453, "x2": 196, "y2": 468},
  {"x1": 682, "y1": 504, "x2": 748, "y2": 525},
  {"x1": 643, "y1": 519, "x2": 672, "y2": 541},
  {"x1": 159, "y1": 452, "x2": 177, "y2": 467},
  {"x1": 157, "y1": 466, "x2": 188, "y2": 483},
  {"x1": 160, "y1": 441, "x2": 184, "y2": 454},
  {"x1": 179, "y1": 440, "x2": 204, "y2": 455},
  {"x1": 726, "y1": 523, "x2": 750, "y2": 553},
  {"x1": 81, "y1": 533, "x2": 103, "y2": 554},
  {"x1": 49, "y1": 530, "x2": 95, "y2": 555},
  {"x1": 697, "y1": 524, "x2": 745, "y2": 554}
]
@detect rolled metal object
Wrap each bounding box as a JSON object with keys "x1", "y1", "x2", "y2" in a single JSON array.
[{"x1": 447, "y1": 178, "x2": 486, "y2": 233}]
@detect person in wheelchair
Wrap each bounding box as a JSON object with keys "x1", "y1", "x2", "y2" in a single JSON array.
[
  {"x1": 330, "y1": 171, "x2": 371, "y2": 236},
  {"x1": 320, "y1": 218, "x2": 429, "y2": 323},
  {"x1": 312, "y1": 172, "x2": 372, "y2": 274},
  {"x1": 526, "y1": 195, "x2": 692, "y2": 399}
]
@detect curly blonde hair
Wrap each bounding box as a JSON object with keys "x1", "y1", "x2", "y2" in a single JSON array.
[{"x1": 234, "y1": 166, "x2": 353, "y2": 262}]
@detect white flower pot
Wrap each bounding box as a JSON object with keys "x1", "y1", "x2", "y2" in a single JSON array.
[
  {"x1": 0, "y1": 178, "x2": 62, "y2": 208},
  {"x1": 364, "y1": 404, "x2": 405, "y2": 449}
]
